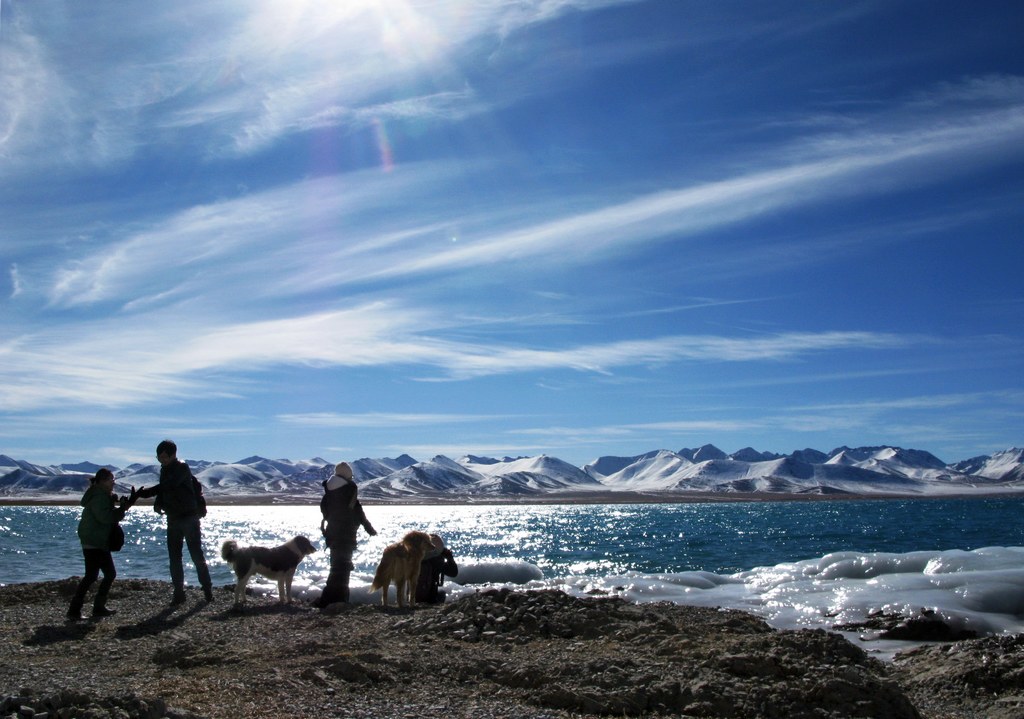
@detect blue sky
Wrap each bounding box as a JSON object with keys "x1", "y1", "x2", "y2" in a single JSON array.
[{"x1": 2, "y1": 0, "x2": 1023, "y2": 468}]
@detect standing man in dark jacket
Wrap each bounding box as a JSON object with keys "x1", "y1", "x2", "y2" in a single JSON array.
[
  {"x1": 314, "y1": 461, "x2": 376, "y2": 607},
  {"x1": 138, "y1": 439, "x2": 214, "y2": 605}
]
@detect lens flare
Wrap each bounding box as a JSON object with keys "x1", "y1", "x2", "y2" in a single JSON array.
[{"x1": 372, "y1": 118, "x2": 394, "y2": 172}]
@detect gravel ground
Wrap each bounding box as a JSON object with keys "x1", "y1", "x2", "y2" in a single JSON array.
[{"x1": 1, "y1": 578, "x2": 1020, "y2": 718}]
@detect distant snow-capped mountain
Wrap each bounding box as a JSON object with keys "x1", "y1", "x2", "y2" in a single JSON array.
[
  {"x1": 351, "y1": 454, "x2": 418, "y2": 481},
  {"x1": 346, "y1": 453, "x2": 605, "y2": 499},
  {"x1": 2, "y1": 445, "x2": 1022, "y2": 501},
  {"x1": 359, "y1": 455, "x2": 482, "y2": 499},
  {"x1": 949, "y1": 448, "x2": 1024, "y2": 483},
  {"x1": 0, "y1": 455, "x2": 59, "y2": 477}
]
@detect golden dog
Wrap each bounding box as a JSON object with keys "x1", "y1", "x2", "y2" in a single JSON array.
[{"x1": 370, "y1": 530, "x2": 435, "y2": 607}]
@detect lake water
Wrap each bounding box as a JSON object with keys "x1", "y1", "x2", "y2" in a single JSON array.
[{"x1": 3, "y1": 497, "x2": 1023, "y2": 658}]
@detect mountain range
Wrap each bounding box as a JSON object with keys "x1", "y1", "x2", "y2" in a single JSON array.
[{"x1": 2, "y1": 445, "x2": 1023, "y2": 502}]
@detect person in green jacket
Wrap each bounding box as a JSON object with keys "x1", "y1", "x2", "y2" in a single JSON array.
[{"x1": 67, "y1": 467, "x2": 141, "y2": 620}]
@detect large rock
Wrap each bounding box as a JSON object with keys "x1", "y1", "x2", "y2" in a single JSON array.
[
  {"x1": 399, "y1": 589, "x2": 920, "y2": 717},
  {"x1": 894, "y1": 635, "x2": 1024, "y2": 719}
]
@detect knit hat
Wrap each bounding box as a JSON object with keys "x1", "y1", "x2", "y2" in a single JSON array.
[
  {"x1": 424, "y1": 533, "x2": 445, "y2": 560},
  {"x1": 334, "y1": 462, "x2": 353, "y2": 480}
]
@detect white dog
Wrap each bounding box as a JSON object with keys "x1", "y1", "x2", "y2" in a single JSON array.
[{"x1": 221, "y1": 535, "x2": 316, "y2": 606}]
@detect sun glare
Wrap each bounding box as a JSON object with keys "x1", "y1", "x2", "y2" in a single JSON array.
[{"x1": 240, "y1": 0, "x2": 449, "y2": 66}]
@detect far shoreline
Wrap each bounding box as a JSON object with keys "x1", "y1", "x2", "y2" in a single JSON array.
[{"x1": 3, "y1": 489, "x2": 1023, "y2": 507}]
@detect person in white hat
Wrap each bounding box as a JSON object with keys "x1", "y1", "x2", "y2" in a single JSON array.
[
  {"x1": 415, "y1": 533, "x2": 458, "y2": 604},
  {"x1": 314, "y1": 461, "x2": 377, "y2": 607}
]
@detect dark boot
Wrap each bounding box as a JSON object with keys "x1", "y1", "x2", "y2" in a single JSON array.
[
  {"x1": 92, "y1": 577, "x2": 114, "y2": 616},
  {"x1": 67, "y1": 579, "x2": 89, "y2": 620},
  {"x1": 317, "y1": 569, "x2": 350, "y2": 607}
]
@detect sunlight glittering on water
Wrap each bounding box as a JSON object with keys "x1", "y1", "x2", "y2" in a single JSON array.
[{"x1": 5, "y1": 497, "x2": 1024, "y2": 592}]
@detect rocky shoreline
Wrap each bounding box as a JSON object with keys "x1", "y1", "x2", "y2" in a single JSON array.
[{"x1": 1, "y1": 579, "x2": 1022, "y2": 718}]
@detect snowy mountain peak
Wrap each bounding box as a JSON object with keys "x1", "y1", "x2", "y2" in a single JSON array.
[
  {"x1": 950, "y1": 448, "x2": 1024, "y2": 481},
  {"x1": 791, "y1": 448, "x2": 829, "y2": 464},
  {"x1": 460, "y1": 454, "x2": 500, "y2": 465},
  {"x1": 57, "y1": 461, "x2": 109, "y2": 474},
  {"x1": 729, "y1": 447, "x2": 782, "y2": 463},
  {"x1": 682, "y1": 444, "x2": 728, "y2": 462},
  {"x1": 3, "y1": 445, "x2": 1024, "y2": 500},
  {"x1": 430, "y1": 455, "x2": 466, "y2": 471}
]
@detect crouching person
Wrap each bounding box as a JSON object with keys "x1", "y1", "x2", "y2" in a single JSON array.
[{"x1": 416, "y1": 534, "x2": 459, "y2": 604}]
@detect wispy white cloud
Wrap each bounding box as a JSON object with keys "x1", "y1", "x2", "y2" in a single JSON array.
[
  {"x1": 617, "y1": 297, "x2": 768, "y2": 318},
  {"x1": 510, "y1": 422, "x2": 761, "y2": 449},
  {"x1": 278, "y1": 411, "x2": 508, "y2": 427},
  {"x1": 4, "y1": 3, "x2": 1021, "y2": 467},
  {"x1": 789, "y1": 390, "x2": 1024, "y2": 414},
  {"x1": 908, "y1": 74, "x2": 1024, "y2": 109},
  {"x1": 1, "y1": 0, "x2": 639, "y2": 169},
  {"x1": 0, "y1": 13, "x2": 66, "y2": 165},
  {"x1": 494, "y1": 389, "x2": 1024, "y2": 458},
  {"x1": 0, "y1": 292, "x2": 922, "y2": 412},
  {"x1": 421, "y1": 331, "x2": 914, "y2": 380},
  {"x1": 623, "y1": 419, "x2": 771, "y2": 434},
  {"x1": 294, "y1": 89, "x2": 482, "y2": 137},
  {"x1": 40, "y1": 166, "x2": 440, "y2": 308},
  {"x1": 8, "y1": 264, "x2": 22, "y2": 297},
  {"x1": 383, "y1": 441, "x2": 554, "y2": 460},
  {"x1": 382, "y1": 109, "x2": 1024, "y2": 279},
  {"x1": 33, "y1": 79, "x2": 1024, "y2": 319}
]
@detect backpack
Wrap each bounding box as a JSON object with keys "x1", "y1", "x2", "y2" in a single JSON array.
[
  {"x1": 109, "y1": 523, "x2": 125, "y2": 552},
  {"x1": 153, "y1": 472, "x2": 207, "y2": 518},
  {"x1": 192, "y1": 475, "x2": 208, "y2": 518}
]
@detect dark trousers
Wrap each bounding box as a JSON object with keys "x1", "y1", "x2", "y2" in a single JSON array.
[
  {"x1": 69, "y1": 547, "x2": 116, "y2": 614},
  {"x1": 319, "y1": 543, "x2": 355, "y2": 605},
  {"x1": 166, "y1": 513, "x2": 212, "y2": 593}
]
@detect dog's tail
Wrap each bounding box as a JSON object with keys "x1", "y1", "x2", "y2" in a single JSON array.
[
  {"x1": 221, "y1": 540, "x2": 239, "y2": 562},
  {"x1": 369, "y1": 554, "x2": 391, "y2": 591}
]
